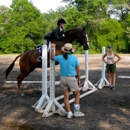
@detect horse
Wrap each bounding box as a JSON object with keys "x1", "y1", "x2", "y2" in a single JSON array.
[{"x1": 4, "y1": 27, "x2": 89, "y2": 96}]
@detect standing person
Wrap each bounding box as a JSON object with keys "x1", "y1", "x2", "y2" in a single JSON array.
[
  {"x1": 102, "y1": 45, "x2": 121, "y2": 90},
  {"x1": 37, "y1": 18, "x2": 66, "y2": 62},
  {"x1": 51, "y1": 43, "x2": 84, "y2": 119}
]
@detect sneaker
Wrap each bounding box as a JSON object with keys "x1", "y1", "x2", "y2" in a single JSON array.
[
  {"x1": 37, "y1": 56, "x2": 42, "y2": 62},
  {"x1": 67, "y1": 112, "x2": 73, "y2": 119},
  {"x1": 74, "y1": 110, "x2": 85, "y2": 117},
  {"x1": 107, "y1": 86, "x2": 111, "y2": 90},
  {"x1": 111, "y1": 87, "x2": 115, "y2": 90}
]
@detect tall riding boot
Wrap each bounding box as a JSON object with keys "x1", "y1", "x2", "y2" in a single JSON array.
[
  {"x1": 37, "y1": 47, "x2": 42, "y2": 62},
  {"x1": 37, "y1": 56, "x2": 42, "y2": 62}
]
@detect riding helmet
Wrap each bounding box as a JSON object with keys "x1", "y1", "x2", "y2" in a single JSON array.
[{"x1": 57, "y1": 18, "x2": 66, "y2": 26}]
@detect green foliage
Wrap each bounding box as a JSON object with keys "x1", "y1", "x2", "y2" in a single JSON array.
[
  {"x1": 0, "y1": 0, "x2": 45, "y2": 53},
  {"x1": 0, "y1": 0, "x2": 130, "y2": 54},
  {"x1": 97, "y1": 19, "x2": 125, "y2": 52}
]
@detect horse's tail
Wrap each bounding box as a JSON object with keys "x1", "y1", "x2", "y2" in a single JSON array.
[{"x1": 4, "y1": 54, "x2": 22, "y2": 79}]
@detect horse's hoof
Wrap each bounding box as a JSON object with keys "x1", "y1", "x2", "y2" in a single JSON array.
[
  {"x1": 18, "y1": 91, "x2": 25, "y2": 96},
  {"x1": 21, "y1": 93, "x2": 25, "y2": 96}
]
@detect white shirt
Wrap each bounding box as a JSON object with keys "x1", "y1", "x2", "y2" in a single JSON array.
[{"x1": 107, "y1": 52, "x2": 115, "y2": 64}]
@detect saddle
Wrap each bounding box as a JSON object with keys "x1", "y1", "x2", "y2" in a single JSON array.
[{"x1": 36, "y1": 41, "x2": 51, "y2": 57}]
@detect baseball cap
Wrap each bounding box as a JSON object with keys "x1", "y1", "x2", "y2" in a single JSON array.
[{"x1": 108, "y1": 45, "x2": 113, "y2": 48}]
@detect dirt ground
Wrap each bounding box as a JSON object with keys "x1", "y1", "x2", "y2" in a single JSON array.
[{"x1": 0, "y1": 54, "x2": 130, "y2": 130}]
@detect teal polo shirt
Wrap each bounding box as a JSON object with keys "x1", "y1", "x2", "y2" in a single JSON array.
[{"x1": 54, "y1": 54, "x2": 79, "y2": 76}]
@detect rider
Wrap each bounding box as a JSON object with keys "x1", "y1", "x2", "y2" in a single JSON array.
[{"x1": 37, "y1": 18, "x2": 66, "y2": 62}]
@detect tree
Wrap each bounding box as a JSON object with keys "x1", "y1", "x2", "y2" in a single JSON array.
[
  {"x1": 97, "y1": 19, "x2": 125, "y2": 52},
  {"x1": 0, "y1": 6, "x2": 11, "y2": 53},
  {"x1": 1, "y1": 0, "x2": 46, "y2": 53},
  {"x1": 107, "y1": 0, "x2": 130, "y2": 20},
  {"x1": 123, "y1": 13, "x2": 130, "y2": 52}
]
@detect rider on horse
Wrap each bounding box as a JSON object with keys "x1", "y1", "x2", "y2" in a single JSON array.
[{"x1": 37, "y1": 18, "x2": 66, "y2": 62}]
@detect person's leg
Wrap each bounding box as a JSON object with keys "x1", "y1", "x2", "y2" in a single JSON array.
[
  {"x1": 106, "y1": 65, "x2": 112, "y2": 87},
  {"x1": 63, "y1": 88, "x2": 73, "y2": 118},
  {"x1": 73, "y1": 89, "x2": 80, "y2": 104},
  {"x1": 111, "y1": 73, "x2": 116, "y2": 90},
  {"x1": 73, "y1": 90, "x2": 84, "y2": 117},
  {"x1": 111, "y1": 64, "x2": 116, "y2": 90},
  {"x1": 63, "y1": 88, "x2": 71, "y2": 112},
  {"x1": 108, "y1": 73, "x2": 112, "y2": 87},
  {"x1": 112, "y1": 73, "x2": 116, "y2": 86}
]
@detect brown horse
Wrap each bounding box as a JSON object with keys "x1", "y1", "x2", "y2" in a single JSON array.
[{"x1": 4, "y1": 27, "x2": 89, "y2": 96}]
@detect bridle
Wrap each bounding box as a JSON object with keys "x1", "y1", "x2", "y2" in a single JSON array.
[{"x1": 80, "y1": 31, "x2": 89, "y2": 49}]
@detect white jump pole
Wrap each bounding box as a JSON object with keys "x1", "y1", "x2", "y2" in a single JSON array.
[
  {"x1": 118, "y1": 76, "x2": 130, "y2": 79},
  {"x1": 5, "y1": 80, "x2": 60, "y2": 86},
  {"x1": 32, "y1": 44, "x2": 50, "y2": 112},
  {"x1": 95, "y1": 46, "x2": 109, "y2": 89},
  {"x1": 5, "y1": 76, "x2": 86, "y2": 84}
]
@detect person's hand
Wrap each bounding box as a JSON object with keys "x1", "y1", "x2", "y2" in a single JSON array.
[
  {"x1": 103, "y1": 60, "x2": 107, "y2": 64},
  {"x1": 51, "y1": 43, "x2": 56, "y2": 48},
  {"x1": 78, "y1": 80, "x2": 81, "y2": 87},
  {"x1": 112, "y1": 60, "x2": 117, "y2": 64},
  {"x1": 62, "y1": 34, "x2": 65, "y2": 37}
]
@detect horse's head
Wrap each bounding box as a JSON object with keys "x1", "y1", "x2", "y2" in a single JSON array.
[{"x1": 76, "y1": 27, "x2": 89, "y2": 50}]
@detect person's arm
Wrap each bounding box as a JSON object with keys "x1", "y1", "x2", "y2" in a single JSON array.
[
  {"x1": 76, "y1": 66, "x2": 81, "y2": 87},
  {"x1": 102, "y1": 53, "x2": 107, "y2": 64},
  {"x1": 51, "y1": 43, "x2": 56, "y2": 60},
  {"x1": 114, "y1": 52, "x2": 121, "y2": 63}
]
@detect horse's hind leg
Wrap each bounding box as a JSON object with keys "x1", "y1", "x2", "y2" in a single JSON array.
[
  {"x1": 17, "y1": 72, "x2": 29, "y2": 96},
  {"x1": 17, "y1": 67, "x2": 36, "y2": 96}
]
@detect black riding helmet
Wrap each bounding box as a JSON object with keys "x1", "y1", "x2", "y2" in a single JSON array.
[{"x1": 57, "y1": 18, "x2": 66, "y2": 26}]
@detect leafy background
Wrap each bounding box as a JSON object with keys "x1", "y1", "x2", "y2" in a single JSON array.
[{"x1": 0, "y1": 0, "x2": 130, "y2": 54}]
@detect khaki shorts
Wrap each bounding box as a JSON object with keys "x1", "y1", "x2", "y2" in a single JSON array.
[
  {"x1": 60, "y1": 76, "x2": 79, "y2": 91},
  {"x1": 106, "y1": 63, "x2": 116, "y2": 73}
]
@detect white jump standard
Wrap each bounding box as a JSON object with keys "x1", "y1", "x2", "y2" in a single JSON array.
[
  {"x1": 82, "y1": 34, "x2": 97, "y2": 91},
  {"x1": 95, "y1": 46, "x2": 109, "y2": 89},
  {"x1": 32, "y1": 45, "x2": 50, "y2": 113},
  {"x1": 82, "y1": 50, "x2": 97, "y2": 91}
]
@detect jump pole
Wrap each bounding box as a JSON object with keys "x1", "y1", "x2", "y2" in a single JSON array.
[
  {"x1": 95, "y1": 46, "x2": 109, "y2": 89},
  {"x1": 32, "y1": 45, "x2": 50, "y2": 112},
  {"x1": 5, "y1": 80, "x2": 60, "y2": 85},
  {"x1": 5, "y1": 76, "x2": 85, "y2": 84},
  {"x1": 118, "y1": 76, "x2": 130, "y2": 79}
]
